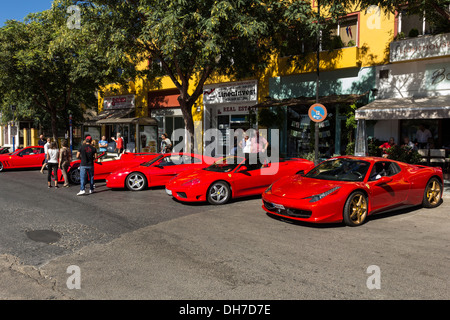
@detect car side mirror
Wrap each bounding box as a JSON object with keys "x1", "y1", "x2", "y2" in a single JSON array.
[
  {"x1": 375, "y1": 176, "x2": 392, "y2": 186},
  {"x1": 237, "y1": 165, "x2": 247, "y2": 173}
]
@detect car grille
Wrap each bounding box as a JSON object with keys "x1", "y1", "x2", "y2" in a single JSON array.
[{"x1": 263, "y1": 200, "x2": 312, "y2": 218}]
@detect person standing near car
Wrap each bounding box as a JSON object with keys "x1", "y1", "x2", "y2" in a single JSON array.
[
  {"x1": 76, "y1": 136, "x2": 97, "y2": 196},
  {"x1": 40, "y1": 137, "x2": 51, "y2": 174},
  {"x1": 38, "y1": 135, "x2": 47, "y2": 146},
  {"x1": 47, "y1": 141, "x2": 59, "y2": 188},
  {"x1": 99, "y1": 136, "x2": 108, "y2": 153},
  {"x1": 59, "y1": 139, "x2": 72, "y2": 188},
  {"x1": 160, "y1": 133, "x2": 172, "y2": 154},
  {"x1": 112, "y1": 133, "x2": 124, "y2": 154}
]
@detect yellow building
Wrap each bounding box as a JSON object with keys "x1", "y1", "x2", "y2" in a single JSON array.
[{"x1": 95, "y1": 4, "x2": 450, "y2": 157}]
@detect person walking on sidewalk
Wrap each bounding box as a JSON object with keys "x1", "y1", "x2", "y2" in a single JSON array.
[
  {"x1": 46, "y1": 141, "x2": 59, "y2": 188},
  {"x1": 76, "y1": 136, "x2": 97, "y2": 196},
  {"x1": 40, "y1": 137, "x2": 51, "y2": 173},
  {"x1": 59, "y1": 140, "x2": 72, "y2": 187}
]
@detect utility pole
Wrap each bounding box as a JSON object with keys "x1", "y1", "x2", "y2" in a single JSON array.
[{"x1": 315, "y1": 0, "x2": 320, "y2": 165}]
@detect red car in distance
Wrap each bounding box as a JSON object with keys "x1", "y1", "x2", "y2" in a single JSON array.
[
  {"x1": 0, "y1": 146, "x2": 45, "y2": 172},
  {"x1": 57, "y1": 152, "x2": 159, "y2": 184},
  {"x1": 106, "y1": 153, "x2": 218, "y2": 191},
  {"x1": 165, "y1": 155, "x2": 315, "y2": 205},
  {"x1": 262, "y1": 156, "x2": 444, "y2": 227}
]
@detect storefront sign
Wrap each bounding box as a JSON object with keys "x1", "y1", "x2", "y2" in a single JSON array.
[
  {"x1": 308, "y1": 104, "x2": 327, "y2": 122},
  {"x1": 390, "y1": 33, "x2": 450, "y2": 63},
  {"x1": 217, "y1": 104, "x2": 258, "y2": 115},
  {"x1": 103, "y1": 94, "x2": 135, "y2": 110},
  {"x1": 203, "y1": 80, "x2": 257, "y2": 105}
]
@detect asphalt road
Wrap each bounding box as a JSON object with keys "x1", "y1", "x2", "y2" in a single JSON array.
[{"x1": 0, "y1": 168, "x2": 449, "y2": 301}]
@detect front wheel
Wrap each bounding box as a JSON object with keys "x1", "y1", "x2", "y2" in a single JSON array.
[
  {"x1": 343, "y1": 191, "x2": 368, "y2": 227},
  {"x1": 126, "y1": 172, "x2": 147, "y2": 191},
  {"x1": 422, "y1": 177, "x2": 442, "y2": 208},
  {"x1": 0, "y1": 162, "x2": 3, "y2": 172},
  {"x1": 207, "y1": 181, "x2": 231, "y2": 205}
]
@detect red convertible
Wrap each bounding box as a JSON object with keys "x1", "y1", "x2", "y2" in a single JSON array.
[
  {"x1": 262, "y1": 156, "x2": 444, "y2": 226},
  {"x1": 106, "y1": 153, "x2": 217, "y2": 191},
  {"x1": 165, "y1": 155, "x2": 315, "y2": 205},
  {"x1": 58, "y1": 152, "x2": 159, "y2": 184},
  {"x1": 0, "y1": 146, "x2": 45, "y2": 172}
]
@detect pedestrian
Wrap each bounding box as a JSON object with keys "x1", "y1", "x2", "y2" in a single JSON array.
[
  {"x1": 99, "y1": 135, "x2": 108, "y2": 153},
  {"x1": 59, "y1": 139, "x2": 72, "y2": 188},
  {"x1": 46, "y1": 141, "x2": 59, "y2": 188},
  {"x1": 112, "y1": 133, "x2": 124, "y2": 154},
  {"x1": 38, "y1": 134, "x2": 47, "y2": 146},
  {"x1": 402, "y1": 136, "x2": 416, "y2": 151},
  {"x1": 240, "y1": 134, "x2": 252, "y2": 154},
  {"x1": 76, "y1": 136, "x2": 97, "y2": 196},
  {"x1": 379, "y1": 137, "x2": 395, "y2": 158},
  {"x1": 416, "y1": 124, "x2": 432, "y2": 149},
  {"x1": 40, "y1": 137, "x2": 51, "y2": 173},
  {"x1": 160, "y1": 133, "x2": 172, "y2": 154}
]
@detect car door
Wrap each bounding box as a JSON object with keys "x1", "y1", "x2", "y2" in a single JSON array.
[
  {"x1": 15, "y1": 147, "x2": 36, "y2": 168},
  {"x1": 231, "y1": 160, "x2": 273, "y2": 197},
  {"x1": 367, "y1": 161, "x2": 409, "y2": 213},
  {"x1": 149, "y1": 154, "x2": 186, "y2": 185}
]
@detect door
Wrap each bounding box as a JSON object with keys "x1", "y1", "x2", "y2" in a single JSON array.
[
  {"x1": 231, "y1": 159, "x2": 273, "y2": 197},
  {"x1": 367, "y1": 161, "x2": 409, "y2": 213}
]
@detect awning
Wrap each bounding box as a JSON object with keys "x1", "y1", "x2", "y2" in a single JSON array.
[
  {"x1": 355, "y1": 96, "x2": 450, "y2": 120},
  {"x1": 96, "y1": 116, "x2": 158, "y2": 126},
  {"x1": 253, "y1": 92, "x2": 369, "y2": 108}
]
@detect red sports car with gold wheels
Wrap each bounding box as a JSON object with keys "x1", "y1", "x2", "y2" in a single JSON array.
[{"x1": 262, "y1": 156, "x2": 443, "y2": 226}]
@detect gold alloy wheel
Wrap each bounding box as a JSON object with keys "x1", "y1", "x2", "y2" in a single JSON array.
[
  {"x1": 349, "y1": 194, "x2": 368, "y2": 225},
  {"x1": 426, "y1": 180, "x2": 441, "y2": 206}
]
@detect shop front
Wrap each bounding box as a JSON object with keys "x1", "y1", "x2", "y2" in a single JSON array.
[
  {"x1": 203, "y1": 80, "x2": 258, "y2": 155},
  {"x1": 260, "y1": 67, "x2": 375, "y2": 158},
  {"x1": 92, "y1": 94, "x2": 158, "y2": 153}
]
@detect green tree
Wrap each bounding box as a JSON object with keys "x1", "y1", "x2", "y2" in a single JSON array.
[
  {"x1": 87, "y1": 0, "x2": 287, "y2": 150},
  {"x1": 0, "y1": 0, "x2": 130, "y2": 140}
]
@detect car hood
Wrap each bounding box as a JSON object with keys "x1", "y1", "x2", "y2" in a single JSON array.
[
  {"x1": 270, "y1": 175, "x2": 345, "y2": 199},
  {"x1": 168, "y1": 168, "x2": 219, "y2": 187}
]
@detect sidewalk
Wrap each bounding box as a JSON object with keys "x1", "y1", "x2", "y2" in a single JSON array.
[{"x1": 444, "y1": 179, "x2": 450, "y2": 197}]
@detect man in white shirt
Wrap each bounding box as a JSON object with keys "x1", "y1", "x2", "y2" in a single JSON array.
[
  {"x1": 39, "y1": 137, "x2": 51, "y2": 173},
  {"x1": 416, "y1": 124, "x2": 432, "y2": 149}
]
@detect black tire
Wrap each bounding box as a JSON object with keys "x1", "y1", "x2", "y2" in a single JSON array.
[
  {"x1": 207, "y1": 181, "x2": 231, "y2": 205},
  {"x1": 343, "y1": 191, "x2": 368, "y2": 227},
  {"x1": 125, "y1": 172, "x2": 147, "y2": 191},
  {"x1": 68, "y1": 167, "x2": 81, "y2": 185},
  {"x1": 0, "y1": 162, "x2": 3, "y2": 172},
  {"x1": 422, "y1": 177, "x2": 442, "y2": 208}
]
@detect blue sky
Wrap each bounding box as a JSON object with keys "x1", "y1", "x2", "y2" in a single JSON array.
[{"x1": 0, "y1": 0, "x2": 54, "y2": 26}]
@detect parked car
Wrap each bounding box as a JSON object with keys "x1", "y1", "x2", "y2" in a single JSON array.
[
  {"x1": 0, "y1": 146, "x2": 11, "y2": 154},
  {"x1": 0, "y1": 146, "x2": 45, "y2": 172},
  {"x1": 57, "y1": 152, "x2": 160, "y2": 184},
  {"x1": 106, "y1": 153, "x2": 217, "y2": 191},
  {"x1": 262, "y1": 156, "x2": 444, "y2": 226},
  {"x1": 165, "y1": 155, "x2": 315, "y2": 205}
]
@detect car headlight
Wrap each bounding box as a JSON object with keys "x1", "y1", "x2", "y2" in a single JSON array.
[
  {"x1": 182, "y1": 178, "x2": 201, "y2": 187},
  {"x1": 304, "y1": 186, "x2": 340, "y2": 203}
]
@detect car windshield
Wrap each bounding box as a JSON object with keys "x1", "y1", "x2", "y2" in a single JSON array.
[
  {"x1": 204, "y1": 156, "x2": 244, "y2": 172},
  {"x1": 141, "y1": 154, "x2": 164, "y2": 167},
  {"x1": 305, "y1": 158, "x2": 371, "y2": 182}
]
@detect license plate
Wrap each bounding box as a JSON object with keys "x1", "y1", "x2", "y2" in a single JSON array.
[
  {"x1": 165, "y1": 188, "x2": 172, "y2": 196},
  {"x1": 272, "y1": 203, "x2": 285, "y2": 210}
]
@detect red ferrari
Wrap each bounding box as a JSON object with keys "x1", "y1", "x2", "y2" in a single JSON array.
[
  {"x1": 58, "y1": 152, "x2": 159, "y2": 184},
  {"x1": 105, "y1": 153, "x2": 217, "y2": 191},
  {"x1": 262, "y1": 156, "x2": 444, "y2": 226},
  {"x1": 0, "y1": 146, "x2": 45, "y2": 172},
  {"x1": 165, "y1": 155, "x2": 315, "y2": 205}
]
